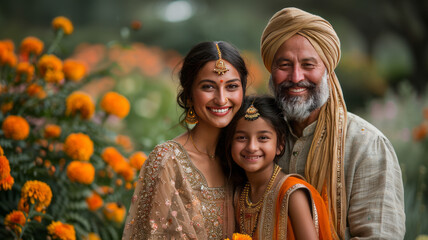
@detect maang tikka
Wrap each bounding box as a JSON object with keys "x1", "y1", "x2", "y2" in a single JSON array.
[
  {"x1": 213, "y1": 43, "x2": 229, "y2": 75},
  {"x1": 244, "y1": 100, "x2": 260, "y2": 121}
]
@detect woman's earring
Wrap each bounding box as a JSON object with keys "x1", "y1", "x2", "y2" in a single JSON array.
[{"x1": 185, "y1": 107, "x2": 198, "y2": 125}]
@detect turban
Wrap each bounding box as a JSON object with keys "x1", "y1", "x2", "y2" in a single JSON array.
[{"x1": 261, "y1": 8, "x2": 347, "y2": 239}]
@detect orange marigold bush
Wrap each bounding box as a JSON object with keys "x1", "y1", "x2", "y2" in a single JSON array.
[
  {"x1": 100, "y1": 91, "x2": 130, "y2": 118},
  {"x1": 63, "y1": 59, "x2": 87, "y2": 82},
  {"x1": 44, "y1": 124, "x2": 62, "y2": 139},
  {"x1": 129, "y1": 151, "x2": 147, "y2": 170},
  {"x1": 52, "y1": 16, "x2": 74, "y2": 35},
  {"x1": 65, "y1": 91, "x2": 95, "y2": 119},
  {"x1": 16, "y1": 61, "x2": 35, "y2": 82},
  {"x1": 20, "y1": 36, "x2": 44, "y2": 57},
  {"x1": 85, "y1": 192, "x2": 103, "y2": 211},
  {"x1": 4, "y1": 210, "x2": 26, "y2": 235},
  {"x1": 47, "y1": 221, "x2": 76, "y2": 240},
  {"x1": 63, "y1": 133, "x2": 94, "y2": 161},
  {"x1": 21, "y1": 180, "x2": 53, "y2": 211},
  {"x1": 66, "y1": 161, "x2": 95, "y2": 184},
  {"x1": 2, "y1": 115, "x2": 30, "y2": 140},
  {"x1": 27, "y1": 83, "x2": 47, "y2": 99},
  {"x1": 103, "y1": 202, "x2": 126, "y2": 223}
]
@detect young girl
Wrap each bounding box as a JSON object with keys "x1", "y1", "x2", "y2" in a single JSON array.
[{"x1": 218, "y1": 96, "x2": 334, "y2": 239}]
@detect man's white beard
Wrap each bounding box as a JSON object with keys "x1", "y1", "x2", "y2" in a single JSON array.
[{"x1": 272, "y1": 71, "x2": 329, "y2": 122}]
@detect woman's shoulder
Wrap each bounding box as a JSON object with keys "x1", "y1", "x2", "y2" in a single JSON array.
[
  {"x1": 144, "y1": 140, "x2": 187, "y2": 167},
  {"x1": 148, "y1": 140, "x2": 187, "y2": 156}
]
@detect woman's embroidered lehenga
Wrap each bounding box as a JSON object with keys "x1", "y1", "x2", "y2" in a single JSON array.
[
  {"x1": 235, "y1": 170, "x2": 333, "y2": 240},
  {"x1": 122, "y1": 141, "x2": 235, "y2": 240}
]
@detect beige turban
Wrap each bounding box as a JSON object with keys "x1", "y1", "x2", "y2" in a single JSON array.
[{"x1": 261, "y1": 8, "x2": 347, "y2": 239}]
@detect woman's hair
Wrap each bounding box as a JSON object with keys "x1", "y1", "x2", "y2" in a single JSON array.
[
  {"x1": 176, "y1": 41, "x2": 248, "y2": 128},
  {"x1": 217, "y1": 95, "x2": 287, "y2": 186}
]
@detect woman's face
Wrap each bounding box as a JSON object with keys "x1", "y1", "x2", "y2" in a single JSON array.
[{"x1": 191, "y1": 60, "x2": 243, "y2": 129}]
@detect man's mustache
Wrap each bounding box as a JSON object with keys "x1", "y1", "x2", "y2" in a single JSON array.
[{"x1": 276, "y1": 80, "x2": 316, "y2": 94}]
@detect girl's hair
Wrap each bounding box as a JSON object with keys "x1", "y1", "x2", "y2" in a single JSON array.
[
  {"x1": 176, "y1": 41, "x2": 248, "y2": 129},
  {"x1": 217, "y1": 95, "x2": 287, "y2": 186}
]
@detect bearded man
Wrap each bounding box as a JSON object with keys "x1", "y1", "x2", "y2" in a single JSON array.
[{"x1": 261, "y1": 7, "x2": 405, "y2": 239}]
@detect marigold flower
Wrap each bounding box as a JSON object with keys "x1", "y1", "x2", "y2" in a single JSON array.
[
  {"x1": 413, "y1": 123, "x2": 428, "y2": 141},
  {"x1": 0, "y1": 155, "x2": 11, "y2": 180},
  {"x1": 20, "y1": 36, "x2": 44, "y2": 57},
  {"x1": 0, "y1": 44, "x2": 17, "y2": 67},
  {"x1": 66, "y1": 161, "x2": 95, "y2": 184},
  {"x1": 52, "y1": 16, "x2": 74, "y2": 35},
  {"x1": 131, "y1": 20, "x2": 142, "y2": 30},
  {"x1": 44, "y1": 69, "x2": 64, "y2": 83},
  {"x1": 118, "y1": 164, "x2": 135, "y2": 182},
  {"x1": 101, "y1": 147, "x2": 128, "y2": 172},
  {"x1": 44, "y1": 124, "x2": 62, "y2": 139},
  {"x1": 227, "y1": 233, "x2": 253, "y2": 240},
  {"x1": 86, "y1": 192, "x2": 103, "y2": 211},
  {"x1": 100, "y1": 92, "x2": 130, "y2": 118},
  {"x1": 116, "y1": 134, "x2": 133, "y2": 152},
  {"x1": 65, "y1": 91, "x2": 95, "y2": 120},
  {"x1": 2, "y1": 115, "x2": 30, "y2": 140},
  {"x1": 63, "y1": 59, "x2": 87, "y2": 82},
  {"x1": 1, "y1": 102, "x2": 13, "y2": 114},
  {"x1": 27, "y1": 83, "x2": 47, "y2": 99},
  {"x1": 82, "y1": 233, "x2": 101, "y2": 240},
  {"x1": 0, "y1": 175, "x2": 14, "y2": 190},
  {"x1": 47, "y1": 221, "x2": 76, "y2": 240},
  {"x1": 0, "y1": 145, "x2": 3, "y2": 155},
  {"x1": 129, "y1": 151, "x2": 147, "y2": 170},
  {"x1": 21, "y1": 180, "x2": 52, "y2": 211},
  {"x1": 16, "y1": 61, "x2": 35, "y2": 82},
  {"x1": 97, "y1": 186, "x2": 114, "y2": 195},
  {"x1": 4, "y1": 210, "x2": 26, "y2": 235},
  {"x1": 38, "y1": 54, "x2": 62, "y2": 75},
  {"x1": 63, "y1": 133, "x2": 93, "y2": 161},
  {"x1": 103, "y1": 202, "x2": 126, "y2": 223},
  {"x1": 0, "y1": 39, "x2": 14, "y2": 51}
]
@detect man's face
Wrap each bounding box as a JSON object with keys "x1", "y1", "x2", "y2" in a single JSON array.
[{"x1": 270, "y1": 34, "x2": 329, "y2": 122}]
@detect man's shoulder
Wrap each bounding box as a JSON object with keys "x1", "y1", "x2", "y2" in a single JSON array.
[{"x1": 346, "y1": 112, "x2": 388, "y2": 140}]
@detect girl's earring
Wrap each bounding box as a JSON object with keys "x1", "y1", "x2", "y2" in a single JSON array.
[{"x1": 185, "y1": 107, "x2": 198, "y2": 125}]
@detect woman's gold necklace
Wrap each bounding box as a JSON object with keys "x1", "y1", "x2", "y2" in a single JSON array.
[
  {"x1": 189, "y1": 133, "x2": 215, "y2": 160},
  {"x1": 239, "y1": 164, "x2": 281, "y2": 237}
]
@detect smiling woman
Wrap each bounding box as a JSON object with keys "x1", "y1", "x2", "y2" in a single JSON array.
[{"x1": 122, "y1": 41, "x2": 248, "y2": 239}]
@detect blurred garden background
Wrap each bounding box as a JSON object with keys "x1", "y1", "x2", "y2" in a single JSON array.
[{"x1": 0, "y1": 0, "x2": 427, "y2": 239}]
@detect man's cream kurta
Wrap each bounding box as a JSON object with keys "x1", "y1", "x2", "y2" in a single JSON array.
[{"x1": 279, "y1": 112, "x2": 405, "y2": 239}]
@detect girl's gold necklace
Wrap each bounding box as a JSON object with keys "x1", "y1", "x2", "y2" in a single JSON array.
[{"x1": 239, "y1": 164, "x2": 281, "y2": 237}]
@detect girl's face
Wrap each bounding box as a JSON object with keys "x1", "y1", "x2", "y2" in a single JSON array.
[
  {"x1": 231, "y1": 117, "x2": 282, "y2": 174},
  {"x1": 191, "y1": 60, "x2": 243, "y2": 129}
]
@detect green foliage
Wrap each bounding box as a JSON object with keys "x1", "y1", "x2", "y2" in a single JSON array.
[{"x1": 357, "y1": 82, "x2": 428, "y2": 240}]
